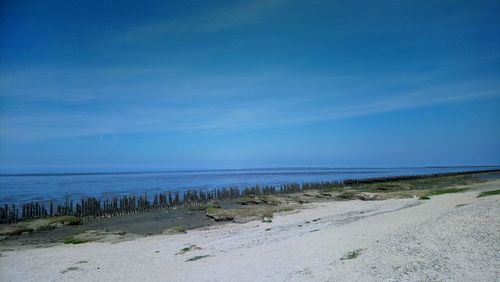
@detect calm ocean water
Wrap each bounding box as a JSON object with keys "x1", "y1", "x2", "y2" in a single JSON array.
[{"x1": 0, "y1": 167, "x2": 498, "y2": 205}]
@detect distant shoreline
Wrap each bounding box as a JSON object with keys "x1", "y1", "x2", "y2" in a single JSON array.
[{"x1": 2, "y1": 165, "x2": 499, "y2": 177}]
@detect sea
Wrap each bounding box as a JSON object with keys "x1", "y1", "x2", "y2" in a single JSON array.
[{"x1": 1, "y1": 166, "x2": 498, "y2": 205}]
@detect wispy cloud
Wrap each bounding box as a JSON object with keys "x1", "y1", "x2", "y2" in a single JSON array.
[
  {"x1": 118, "y1": 0, "x2": 290, "y2": 41},
  {"x1": 1, "y1": 63, "x2": 499, "y2": 142}
]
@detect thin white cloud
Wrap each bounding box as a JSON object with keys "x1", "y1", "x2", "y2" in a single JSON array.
[
  {"x1": 119, "y1": 0, "x2": 291, "y2": 41},
  {"x1": 2, "y1": 54, "x2": 499, "y2": 143},
  {"x1": 1, "y1": 75, "x2": 498, "y2": 142}
]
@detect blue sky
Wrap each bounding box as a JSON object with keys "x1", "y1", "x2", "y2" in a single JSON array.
[{"x1": 1, "y1": 0, "x2": 499, "y2": 172}]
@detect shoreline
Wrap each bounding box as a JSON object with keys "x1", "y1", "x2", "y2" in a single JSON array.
[
  {"x1": 1, "y1": 168, "x2": 499, "y2": 225},
  {"x1": 1, "y1": 170, "x2": 499, "y2": 250},
  {"x1": 1, "y1": 177, "x2": 499, "y2": 281}
]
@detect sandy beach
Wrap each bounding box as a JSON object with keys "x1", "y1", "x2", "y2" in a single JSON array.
[
  {"x1": 2, "y1": 1, "x2": 499, "y2": 280},
  {"x1": 1, "y1": 179, "x2": 498, "y2": 281}
]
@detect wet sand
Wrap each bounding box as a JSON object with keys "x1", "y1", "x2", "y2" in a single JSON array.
[{"x1": 0, "y1": 201, "x2": 242, "y2": 250}]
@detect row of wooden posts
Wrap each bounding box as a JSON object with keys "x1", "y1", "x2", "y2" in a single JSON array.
[
  {"x1": 1, "y1": 170, "x2": 495, "y2": 225},
  {"x1": 0, "y1": 181, "x2": 344, "y2": 224}
]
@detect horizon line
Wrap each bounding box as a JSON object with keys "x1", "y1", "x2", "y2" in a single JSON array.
[{"x1": 1, "y1": 165, "x2": 499, "y2": 177}]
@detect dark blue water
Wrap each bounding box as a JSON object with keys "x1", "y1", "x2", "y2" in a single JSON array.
[{"x1": 0, "y1": 167, "x2": 498, "y2": 205}]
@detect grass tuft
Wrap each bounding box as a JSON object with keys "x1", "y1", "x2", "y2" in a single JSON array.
[
  {"x1": 278, "y1": 206, "x2": 294, "y2": 212},
  {"x1": 185, "y1": 255, "x2": 211, "y2": 262},
  {"x1": 172, "y1": 226, "x2": 186, "y2": 233},
  {"x1": 60, "y1": 266, "x2": 81, "y2": 274},
  {"x1": 206, "y1": 206, "x2": 221, "y2": 214},
  {"x1": 424, "y1": 188, "x2": 467, "y2": 197},
  {"x1": 187, "y1": 204, "x2": 220, "y2": 211},
  {"x1": 63, "y1": 236, "x2": 89, "y2": 244},
  {"x1": 335, "y1": 191, "x2": 359, "y2": 200},
  {"x1": 341, "y1": 249, "x2": 364, "y2": 260},
  {"x1": 0, "y1": 226, "x2": 34, "y2": 236},
  {"x1": 50, "y1": 216, "x2": 81, "y2": 226},
  {"x1": 477, "y1": 189, "x2": 500, "y2": 198},
  {"x1": 176, "y1": 245, "x2": 201, "y2": 255}
]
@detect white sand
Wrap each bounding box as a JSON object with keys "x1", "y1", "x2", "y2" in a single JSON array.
[{"x1": 1, "y1": 180, "x2": 499, "y2": 282}]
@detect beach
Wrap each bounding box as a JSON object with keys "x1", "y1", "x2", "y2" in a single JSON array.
[
  {"x1": 1, "y1": 178, "x2": 499, "y2": 281},
  {"x1": 2, "y1": 1, "x2": 499, "y2": 281}
]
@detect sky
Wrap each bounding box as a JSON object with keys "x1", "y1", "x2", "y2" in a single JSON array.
[{"x1": 0, "y1": 0, "x2": 499, "y2": 173}]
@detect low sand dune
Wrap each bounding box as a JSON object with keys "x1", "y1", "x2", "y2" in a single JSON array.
[{"x1": 1, "y1": 180, "x2": 499, "y2": 281}]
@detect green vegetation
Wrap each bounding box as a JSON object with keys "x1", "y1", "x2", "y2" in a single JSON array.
[
  {"x1": 0, "y1": 215, "x2": 82, "y2": 237},
  {"x1": 259, "y1": 195, "x2": 282, "y2": 205},
  {"x1": 60, "y1": 266, "x2": 81, "y2": 274},
  {"x1": 185, "y1": 255, "x2": 211, "y2": 262},
  {"x1": 354, "y1": 175, "x2": 481, "y2": 193},
  {"x1": 477, "y1": 189, "x2": 500, "y2": 198},
  {"x1": 416, "y1": 187, "x2": 468, "y2": 200},
  {"x1": 23, "y1": 215, "x2": 81, "y2": 226},
  {"x1": 206, "y1": 206, "x2": 221, "y2": 214},
  {"x1": 205, "y1": 203, "x2": 294, "y2": 223},
  {"x1": 237, "y1": 196, "x2": 264, "y2": 205},
  {"x1": 335, "y1": 191, "x2": 359, "y2": 200},
  {"x1": 261, "y1": 211, "x2": 274, "y2": 223},
  {"x1": 0, "y1": 225, "x2": 34, "y2": 236},
  {"x1": 261, "y1": 212, "x2": 274, "y2": 219},
  {"x1": 317, "y1": 185, "x2": 344, "y2": 193},
  {"x1": 50, "y1": 216, "x2": 81, "y2": 226},
  {"x1": 347, "y1": 174, "x2": 483, "y2": 201},
  {"x1": 172, "y1": 226, "x2": 186, "y2": 233},
  {"x1": 63, "y1": 229, "x2": 120, "y2": 244},
  {"x1": 177, "y1": 245, "x2": 201, "y2": 255},
  {"x1": 237, "y1": 195, "x2": 281, "y2": 205},
  {"x1": 284, "y1": 194, "x2": 310, "y2": 204},
  {"x1": 341, "y1": 249, "x2": 364, "y2": 260},
  {"x1": 64, "y1": 235, "x2": 89, "y2": 244},
  {"x1": 206, "y1": 206, "x2": 235, "y2": 221},
  {"x1": 425, "y1": 188, "x2": 468, "y2": 196},
  {"x1": 356, "y1": 182, "x2": 411, "y2": 193},
  {"x1": 187, "y1": 203, "x2": 220, "y2": 211},
  {"x1": 401, "y1": 175, "x2": 479, "y2": 189},
  {"x1": 278, "y1": 206, "x2": 294, "y2": 212},
  {"x1": 162, "y1": 226, "x2": 187, "y2": 235}
]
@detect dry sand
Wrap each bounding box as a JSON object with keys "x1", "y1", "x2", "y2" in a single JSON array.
[{"x1": 1, "y1": 180, "x2": 499, "y2": 282}]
